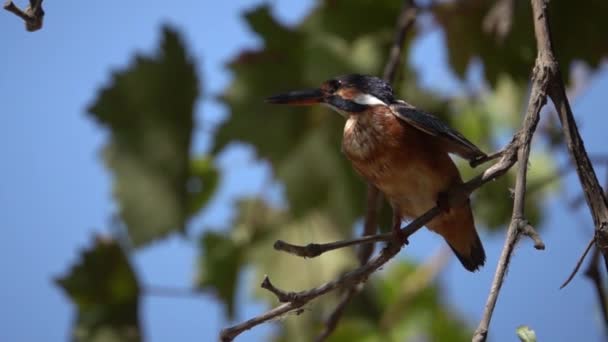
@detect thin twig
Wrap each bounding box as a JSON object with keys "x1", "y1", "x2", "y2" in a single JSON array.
[
  {"x1": 316, "y1": 1, "x2": 419, "y2": 339},
  {"x1": 472, "y1": 7, "x2": 549, "y2": 337},
  {"x1": 3, "y1": 1, "x2": 29, "y2": 21},
  {"x1": 541, "y1": 0, "x2": 608, "y2": 272},
  {"x1": 520, "y1": 221, "x2": 545, "y2": 250},
  {"x1": 474, "y1": 0, "x2": 608, "y2": 338},
  {"x1": 314, "y1": 286, "x2": 360, "y2": 342},
  {"x1": 560, "y1": 237, "x2": 595, "y2": 289},
  {"x1": 585, "y1": 247, "x2": 608, "y2": 332},
  {"x1": 3, "y1": 0, "x2": 44, "y2": 31},
  {"x1": 379, "y1": 248, "x2": 450, "y2": 328},
  {"x1": 220, "y1": 139, "x2": 522, "y2": 341},
  {"x1": 274, "y1": 233, "x2": 391, "y2": 258},
  {"x1": 381, "y1": 0, "x2": 418, "y2": 83},
  {"x1": 470, "y1": 145, "x2": 509, "y2": 168},
  {"x1": 482, "y1": 0, "x2": 514, "y2": 41}
]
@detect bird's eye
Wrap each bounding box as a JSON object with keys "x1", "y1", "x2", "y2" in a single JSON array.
[{"x1": 326, "y1": 79, "x2": 341, "y2": 93}]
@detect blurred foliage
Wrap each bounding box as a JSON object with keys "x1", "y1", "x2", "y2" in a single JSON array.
[
  {"x1": 516, "y1": 325, "x2": 538, "y2": 342},
  {"x1": 434, "y1": 0, "x2": 608, "y2": 85},
  {"x1": 56, "y1": 0, "x2": 608, "y2": 340},
  {"x1": 56, "y1": 237, "x2": 140, "y2": 342},
  {"x1": 88, "y1": 27, "x2": 208, "y2": 248},
  {"x1": 322, "y1": 258, "x2": 472, "y2": 342},
  {"x1": 197, "y1": 199, "x2": 356, "y2": 322}
]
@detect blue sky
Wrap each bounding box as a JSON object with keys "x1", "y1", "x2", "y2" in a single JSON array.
[{"x1": 1, "y1": 1, "x2": 607, "y2": 341}]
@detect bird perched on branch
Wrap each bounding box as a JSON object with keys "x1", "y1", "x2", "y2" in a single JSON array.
[{"x1": 266, "y1": 74, "x2": 486, "y2": 272}]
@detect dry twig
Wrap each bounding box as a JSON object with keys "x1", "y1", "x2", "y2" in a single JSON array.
[
  {"x1": 220, "y1": 136, "x2": 523, "y2": 341},
  {"x1": 585, "y1": 248, "x2": 608, "y2": 330},
  {"x1": 560, "y1": 237, "x2": 595, "y2": 289},
  {"x1": 316, "y1": 1, "x2": 419, "y2": 340},
  {"x1": 3, "y1": 0, "x2": 44, "y2": 31},
  {"x1": 473, "y1": 0, "x2": 608, "y2": 339}
]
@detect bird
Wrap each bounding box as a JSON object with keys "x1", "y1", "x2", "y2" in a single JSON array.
[{"x1": 266, "y1": 74, "x2": 487, "y2": 272}]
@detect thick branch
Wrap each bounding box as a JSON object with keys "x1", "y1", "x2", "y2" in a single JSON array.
[
  {"x1": 473, "y1": 0, "x2": 608, "y2": 338},
  {"x1": 533, "y1": 0, "x2": 608, "y2": 270},
  {"x1": 358, "y1": 0, "x2": 418, "y2": 267},
  {"x1": 585, "y1": 248, "x2": 608, "y2": 331},
  {"x1": 473, "y1": 47, "x2": 546, "y2": 342},
  {"x1": 3, "y1": 0, "x2": 44, "y2": 31}
]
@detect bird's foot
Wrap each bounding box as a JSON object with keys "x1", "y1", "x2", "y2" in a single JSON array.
[
  {"x1": 436, "y1": 191, "x2": 452, "y2": 213},
  {"x1": 391, "y1": 224, "x2": 409, "y2": 245}
]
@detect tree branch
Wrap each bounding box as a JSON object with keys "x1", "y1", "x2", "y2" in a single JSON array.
[
  {"x1": 473, "y1": 0, "x2": 608, "y2": 339},
  {"x1": 539, "y1": 0, "x2": 608, "y2": 273},
  {"x1": 3, "y1": 0, "x2": 44, "y2": 31},
  {"x1": 357, "y1": 0, "x2": 419, "y2": 268},
  {"x1": 473, "y1": 39, "x2": 546, "y2": 341},
  {"x1": 220, "y1": 136, "x2": 522, "y2": 341},
  {"x1": 317, "y1": 1, "x2": 419, "y2": 339},
  {"x1": 585, "y1": 247, "x2": 608, "y2": 332},
  {"x1": 560, "y1": 237, "x2": 595, "y2": 289}
]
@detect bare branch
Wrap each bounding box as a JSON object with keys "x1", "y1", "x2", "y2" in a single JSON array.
[
  {"x1": 220, "y1": 138, "x2": 522, "y2": 341},
  {"x1": 261, "y1": 276, "x2": 297, "y2": 303},
  {"x1": 483, "y1": 0, "x2": 514, "y2": 41},
  {"x1": 560, "y1": 237, "x2": 595, "y2": 289},
  {"x1": 470, "y1": 145, "x2": 510, "y2": 168},
  {"x1": 314, "y1": 286, "x2": 360, "y2": 342},
  {"x1": 473, "y1": 0, "x2": 608, "y2": 338},
  {"x1": 3, "y1": 0, "x2": 44, "y2": 31},
  {"x1": 379, "y1": 248, "x2": 450, "y2": 328},
  {"x1": 381, "y1": 0, "x2": 418, "y2": 83},
  {"x1": 472, "y1": 9, "x2": 549, "y2": 337},
  {"x1": 274, "y1": 233, "x2": 391, "y2": 258},
  {"x1": 585, "y1": 247, "x2": 608, "y2": 332},
  {"x1": 317, "y1": 1, "x2": 419, "y2": 339},
  {"x1": 535, "y1": 0, "x2": 608, "y2": 270},
  {"x1": 520, "y1": 221, "x2": 545, "y2": 250}
]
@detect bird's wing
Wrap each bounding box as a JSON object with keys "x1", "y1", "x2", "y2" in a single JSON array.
[{"x1": 390, "y1": 101, "x2": 486, "y2": 161}]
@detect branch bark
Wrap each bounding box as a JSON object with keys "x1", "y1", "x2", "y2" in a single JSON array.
[
  {"x1": 474, "y1": 0, "x2": 608, "y2": 339},
  {"x1": 3, "y1": 0, "x2": 44, "y2": 31},
  {"x1": 539, "y1": 0, "x2": 608, "y2": 271},
  {"x1": 317, "y1": 1, "x2": 419, "y2": 340},
  {"x1": 223, "y1": 0, "x2": 608, "y2": 340},
  {"x1": 473, "y1": 43, "x2": 546, "y2": 341},
  {"x1": 585, "y1": 247, "x2": 608, "y2": 331},
  {"x1": 220, "y1": 137, "x2": 522, "y2": 341}
]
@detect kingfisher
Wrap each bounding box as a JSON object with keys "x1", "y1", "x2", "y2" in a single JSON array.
[{"x1": 266, "y1": 74, "x2": 487, "y2": 272}]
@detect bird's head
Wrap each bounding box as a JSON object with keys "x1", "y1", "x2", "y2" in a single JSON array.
[{"x1": 266, "y1": 74, "x2": 394, "y2": 117}]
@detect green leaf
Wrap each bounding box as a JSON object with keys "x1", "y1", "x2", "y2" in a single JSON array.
[
  {"x1": 213, "y1": 3, "x2": 410, "y2": 230},
  {"x1": 196, "y1": 232, "x2": 242, "y2": 319},
  {"x1": 187, "y1": 157, "x2": 219, "y2": 216},
  {"x1": 517, "y1": 325, "x2": 537, "y2": 342},
  {"x1": 56, "y1": 237, "x2": 140, "y2": 342},
  {"x1": 88, "y1": 26, "x2": 199, "y2": 247},
  {"x1": 434, "y1": 0, "x2": 608, "y2": 85}
]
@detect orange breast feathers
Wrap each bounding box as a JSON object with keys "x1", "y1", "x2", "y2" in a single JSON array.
[
  {"x1": 341, "y1": 108, "x2": 485, "y2": 272},
  {"x1": 341, "y1": 107, "x2": 462, "y2": 206}
]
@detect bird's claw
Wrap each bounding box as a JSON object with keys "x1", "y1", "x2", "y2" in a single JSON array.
[
  {"x1": 391, "y1": 226, "x2": 409, "y2": 245},
  {"x1": 437, "y1": 191, "x2": 451, "y2": 213}
]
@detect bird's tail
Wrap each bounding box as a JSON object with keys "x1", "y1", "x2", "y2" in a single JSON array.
[{"x1": 427, "y1": 203, "x2": 486, "y2": 272}]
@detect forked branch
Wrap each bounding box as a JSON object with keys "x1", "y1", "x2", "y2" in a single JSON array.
[
  {"x1": 474, "y1": 0, "x2": 608, "y2": 340},
  {"x1": 3, "y1": 0, "x2": 44, "y2": 31},
  {"x1": 220, "y1": 137, "x2": 523, "y2": 341}
]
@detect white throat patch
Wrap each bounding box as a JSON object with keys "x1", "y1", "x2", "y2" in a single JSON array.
[{"x1": 352, "y1": 93, "x2": 386, "y2": 106}]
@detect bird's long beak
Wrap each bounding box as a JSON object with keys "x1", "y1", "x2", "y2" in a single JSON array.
[{"x1": 265, "y1": 88, "x2": 324, "y2": 106}]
